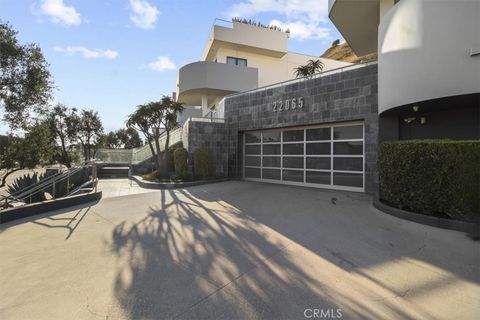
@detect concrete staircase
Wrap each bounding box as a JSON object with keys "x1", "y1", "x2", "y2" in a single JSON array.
[{"x1": 97, "y1": 163, "x2": 130, "y2": 179}]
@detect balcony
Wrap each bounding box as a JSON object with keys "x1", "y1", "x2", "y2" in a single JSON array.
[
  {"x1": 201, "y1": 20, "x2": 288, "y2": 61},
  {"x1": 328, "y1": 0, "x2": 380, "y2": 56},
  {"x1": 177, "y1": 61, "x2": 258, "y2": 106}
]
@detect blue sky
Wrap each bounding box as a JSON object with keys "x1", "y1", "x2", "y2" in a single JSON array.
[{"x1": 0, "y1": 0, "x2": 343, "y2": 133}]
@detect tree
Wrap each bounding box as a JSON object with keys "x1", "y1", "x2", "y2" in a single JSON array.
[
  {"x1": 0, "y1": 120, "x2": 55, "y2": 187},
  {"x1": 48, "y1": 104, "x2": 78, "y2": 167},
  {"x1": 105, "y1": 128, "x2": 143, "y2": 149},
  {"x1": 69, "y1": 109, "x2": 104, "y2": 161},
  {"x1": 0, "y1": 22, "x2": 53, "y2": 129},
  {"x1": 332, "y1": 39, "x2": 340, "y2": 47},
  {"x1": 294, "y1": 59, "x2": 325, "y2": 78},
  {"x1": 126, "y1": 96, "x2": 184, "y2": 175}
]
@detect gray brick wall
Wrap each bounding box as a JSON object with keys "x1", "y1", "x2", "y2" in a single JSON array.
[
  {"x1": 223, "y1": 64, "x2": 379, "y2": 193},
  {"x1": 185, "y1": 121, "x2": 229, "y2": 177}
]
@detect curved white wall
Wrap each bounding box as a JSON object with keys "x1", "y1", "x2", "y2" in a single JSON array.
[{"x1": 378, "y1": 0, "x2": 480, "y2": 113}]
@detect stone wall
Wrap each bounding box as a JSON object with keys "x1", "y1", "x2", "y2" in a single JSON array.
[
  {"x1": 223, "y1": 64, "x2": 379, "y2": 193},
  {"x1": 185, "y1": 121, "x2": 229, "y2": 177}
]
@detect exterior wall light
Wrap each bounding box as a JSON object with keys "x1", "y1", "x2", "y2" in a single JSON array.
[
  {"x1": 412, "y1": 105, "x2": 419, "y2": 112},
  {"x1": 420, "y1": 117, "x2": 427, "y2": 124},
  {"x1": 404, "y1": 117, "x2": 416, "y2": 123}
]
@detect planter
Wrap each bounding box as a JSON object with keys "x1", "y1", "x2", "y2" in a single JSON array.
[
  {"x1": 129, "y1": 175, "x2": 229, "y2": 190},
  {"x1": 0, "y1": 191, "x2": 102, "y2": 224},
  {"x1": 373, "y1": 199, "x2": 479, "y2": 238}
]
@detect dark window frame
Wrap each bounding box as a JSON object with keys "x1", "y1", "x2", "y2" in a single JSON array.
[{"x1": 226, "y1": 56, "x2": 248, "y2": 67}]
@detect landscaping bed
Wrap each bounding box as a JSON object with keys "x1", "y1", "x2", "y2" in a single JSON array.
[{"x1": 377, "y1": 140, "x2": 479, "y2": 223}]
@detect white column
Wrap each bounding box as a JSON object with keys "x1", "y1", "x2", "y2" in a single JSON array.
[{"x1": 201, "y1": 95, "x2": 209, "y2": 116}]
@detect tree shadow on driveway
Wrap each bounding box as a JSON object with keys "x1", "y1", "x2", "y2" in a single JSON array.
[{"x1": 109, "y1": 182, "x2": 480, "y2": 320}]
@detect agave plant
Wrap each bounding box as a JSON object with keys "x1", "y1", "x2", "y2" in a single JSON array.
[{"x1": 7, "y1": 172, "x2": 49, "y2": 204}]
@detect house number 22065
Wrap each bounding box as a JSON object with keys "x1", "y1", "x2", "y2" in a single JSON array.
[{"x1": 272, "y1": 97, "x2": 304, "y2": 112}]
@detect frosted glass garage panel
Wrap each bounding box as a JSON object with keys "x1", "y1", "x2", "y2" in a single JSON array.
[
  {"x1": 333, "y1": 173, "x2": 363, "y2": 188},
  {"x1": 245, "y1": 167, "x2": 261, "y2": 178},
  {"x1": 243, "y1": 122, "x2": 365, "y2": 192},
  {"x1": 333, "y1": 125, "x2": 363, "y2": 140},
  {"x1": 245, "y1": 132, "x2": 261, "y2": 143}
]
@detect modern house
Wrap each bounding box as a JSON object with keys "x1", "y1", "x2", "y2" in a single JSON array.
[
  {"x1": 329, "y1": 0, "x2": 480, "y2": 141},
  {"x1": 176, "y1": 19, "x2": 351, "y2": 116},
  {"x1": 149, "y1": 0, "x2": 478, "y2": 194}
]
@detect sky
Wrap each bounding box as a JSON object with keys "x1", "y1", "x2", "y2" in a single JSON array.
[{"x1": 0, "y1": 0, "x2": 343, "y2": 133}]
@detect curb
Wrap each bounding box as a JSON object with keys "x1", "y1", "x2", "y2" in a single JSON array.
[
  {"x1": 373, "y1": 199, "x2": 479, "y2": 237},
  {"x1": 0, "y1": 191, "x2": 102, "y2": 224},
  {"x1": 129, "y1": 176, "x2": 230, "y2": 189}
]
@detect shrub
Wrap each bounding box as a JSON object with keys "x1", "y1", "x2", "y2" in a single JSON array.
[
  {"x1": 174, "y1": 148, "x2": 189, "y2": 178},
  {"x1": 193, "y1": 148, "x2": 214, "y2": 180},
  {"x1": 378, "y1": 140, "x2": 480, "y2": 221}
]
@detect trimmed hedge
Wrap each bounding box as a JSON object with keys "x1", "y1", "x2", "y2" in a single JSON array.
[
  {"x1": 193, "y1": 148, "x2": 214, "y2": 179},
  {"x1": 173, "y1": 148, "x2": 189, "y2": 178},
  {"x1": 378, "y1": 140, "x2": 480, "y2": 221}
]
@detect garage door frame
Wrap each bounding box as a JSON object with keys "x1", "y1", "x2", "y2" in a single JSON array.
[{"x1": 242, "y1": 121, "x2": 365, "y2": 192}]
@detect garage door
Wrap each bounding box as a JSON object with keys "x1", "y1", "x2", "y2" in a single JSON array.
[{"x1": 243, "y1": 122, "x2": 364, "y2": 192}]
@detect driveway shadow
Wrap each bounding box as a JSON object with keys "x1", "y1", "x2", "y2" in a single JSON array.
[{"x1": 106, "y1": 182, "x2": 479, "y2": 319}]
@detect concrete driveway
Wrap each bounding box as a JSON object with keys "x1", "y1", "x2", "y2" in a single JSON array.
[{"x1": 0, "y1": 181, "x2": 479, "y2": 319}]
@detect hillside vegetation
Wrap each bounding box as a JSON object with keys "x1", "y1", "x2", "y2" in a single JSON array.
[{"x1": 321, "y1": 42, "x2": 377, "y2": 63}]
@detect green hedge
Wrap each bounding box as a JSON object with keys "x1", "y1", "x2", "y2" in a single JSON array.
[
  {"x1": 378, "y1": 140, "x2": 480, "y2": 221},
  {"x1": 173, "y1": 148, "x2": 189, "y2": 178},
  {"x1": 193, "y1": 148, "x2": 214, "y2": 179}
]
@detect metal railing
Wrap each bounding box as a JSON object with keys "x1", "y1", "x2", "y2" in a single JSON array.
[
  {"x1": 131, "y1": 127, "x2": 184, "y2": 164},
  {"x1": 1, "y1": 160, "x2": 98, "y2": 210},
  {"x1": 188, "y1": 117, "x2": 225, "y2": 123}
]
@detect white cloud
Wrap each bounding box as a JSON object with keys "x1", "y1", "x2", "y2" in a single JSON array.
[
  {"x1": 54, "y1": 46, "x2": 119, "y2": 59},
  {"x1": 148, "y1": 56, "x2": 176, "y2": 71},
  {"x1": 39, "y1": 0, "x2": 82, "y2": 26},
  {"x1": 129, "y1": 0, "x2": 160, "y2": 29},
  {"x1": 228, "y1": 0, "x2": 331, "y2": 40}
]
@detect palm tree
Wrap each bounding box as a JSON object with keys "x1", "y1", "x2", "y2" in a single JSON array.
[
  {"x1": 126, "y1": 96, "x2": 184, "y2": 175},
  {"x1": 294, "y1": 59, "x2": 325, "y2": 78}
]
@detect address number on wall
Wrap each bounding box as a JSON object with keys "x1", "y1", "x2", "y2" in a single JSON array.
[{"x1": 272, "y1": 97, "x2": 304, "y2": 112}]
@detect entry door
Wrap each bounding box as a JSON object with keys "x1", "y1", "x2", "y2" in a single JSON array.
[{"x1": 243, "y1": 122, "x2": 364, "y2": 192}]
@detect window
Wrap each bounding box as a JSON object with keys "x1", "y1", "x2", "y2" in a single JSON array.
[{"x1": 227, "y1": 56, "x2": 247, "y2": 67}]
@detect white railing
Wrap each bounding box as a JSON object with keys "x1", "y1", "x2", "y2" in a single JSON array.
[
  {"x1": 131, "y1": 127, "x2": 184, "y2": 164},
  {"x1": 188, "y1": 117, "x2": 225, "y2": 123}
]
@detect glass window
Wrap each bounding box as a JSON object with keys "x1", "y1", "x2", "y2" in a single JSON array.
[
  {"x1": 306, "y1": 157, "x2": 330, "y2": 170},
  {"x1": 226, "y1": 56, "x2": 247, "y2": 67},
  {"x1": 333, "y1": 125, "x2": 363, "y2": 140},
  {"x1": 237, "y1": 58, "x2": 247, "y2": 67},
  {"x1": 245, "y1": 156, "x2": 261, "y2": 167},
  {"x1": 263, "y1": 144, "x2": 281, "y2": 155},
  {"x1": 306, "y1": 142, "x2": 330, "y2": 155},
  {"x1": 306, "y1": 171, "x2": 330, "y2": 185},
  {"x1": 333, "y1": 157, "x2": 363, "y2": 171},
  {"x1": 245, "y1": 167, "x2": 261, "y2": 178},
  {"x1": 283, "y1": 157, "x2": 304, "y2": 169},
  {"x1": 245, "y1": 132, "x2": 261, "y2": 144},
  {"x1": 334, "y1": 141, "x2": 363, "y2": 155},
  {"x1": 262, "y1": 156, "x2": 280, "y2": 167},
  {"x1": 283, "y1": 143, "x2": 303, "y2": 155},
  {"x1": 283, "y1": 130, "x2": 304, "y2": 142},
  {"x1": 263, "y1": 169, "x2": 280, "y2": 180},
  {"x1": 283, "y1": 170, "x2": 304, "y2": 182},
  {"x1": 263, "y1": 130, "x2": 281, "y2": 142},
  {"x1": 306, "y1": 128, "x2": 330, "y2": 141},
  {"x1": 333, "y1": 173, "x2": 363, "y2": 187},
  {"x1": 245, "y1": 145, "x2": 261, "y2": 155},
  {"x1": 226, "y1": 57, "x2": 237, "y2": 65}
]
